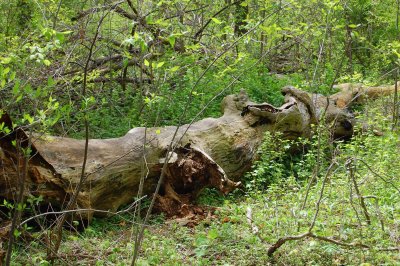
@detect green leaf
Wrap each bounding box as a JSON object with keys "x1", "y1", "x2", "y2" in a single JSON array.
[
  {"x1": 156, "y1": 62, "x2": 165, "y2": 68},
  {"x1": 24, "y1": 113, "x2": 34, "y2": 124},
  {"x1": 55, "y1": 32, "x2": 65, "y2": 43},
  {"x1": 123, "y1": 58, "x2": 129, "y2": 68},
  {"x1": 47, "y1": 77, "x2": 55, "y2": 86},
  {"x1": 207, "y1": 229, "x2": 219, "y2": 240},
  {"x1": 13, "y1": 229, "x2": 21, "y2": 238},
  {"x1": 43, "y1": 60, "x2": 51, "y2": 66},
  {"x1": 144, "y1": 59, "x2": 150, "y2": 67},
  {"x1": 1, "y1": 57, "x2": 12, "y2": 64},
  {"x1": 170, "y1": 66, "x2": 180, "y2": 72},
  {"x1": 9, "y1": 71, "x2": 16, "y2": 81},
  {"x1": 146, "y1": 15, "x2": 154, "y2": 25},
  {"x1": 211, "y1": 17, "x2": 222, "y2": 25},
  {"x1": 168, "y1": 35, "x2": 176, "y2": 48},
  {"x1": 155, "y1": 129, "x2": 161, "y2": 134},
  {"x1": 12, "y1": 80, "x2": 20, "y2": 94}
]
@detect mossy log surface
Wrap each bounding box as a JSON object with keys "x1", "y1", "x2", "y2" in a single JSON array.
[{"x1": 0, "y1": 84, "x2": 396, "y2": 218}]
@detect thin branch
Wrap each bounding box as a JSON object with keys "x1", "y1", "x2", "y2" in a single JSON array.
[
  {"x1": 194, "y1": 0, "x2": 241, "y2": 41},
  {"x1": 164, "y1": 5, "x2": 210, "y2": 20},
  {"x1": 309, "y1": 161, "x2": 336, "y2": 232},
  {"x1": 267, "y1": 231, "x2": 399, "y2": 257},
  {"x1": 50, "y1": 7, "x2": 111, "y2": 260},
  {"x1": 5, "y1": 129, "x2": 32, "y2": 266},
  {"x1": 348, "y1": 158, "x2": 371, "y2": 225},
  {"x1": 267, "y1": 232, "x2": 311, "y2": 256},
  {"x1": 358, "y1": 158, "x2": 400, "y2": 194},
  {"x1": 246, "y1": 207, "x2": 265, "y2": 242},
  {"x1": 18, "y1": 196, "x2": 146, "y2": 227},
  {"x1": 130, "y1": 7, "x2": 286, "y2": 265},
  {"x1": 72, "y1": 1, "x2": 126, "y2": 21}
]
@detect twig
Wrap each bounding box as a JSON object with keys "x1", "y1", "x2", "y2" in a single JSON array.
[
  {"x1": 246, "y1": 207, "x2": 265, "y2": 242},
  {"x1": 17, "y1": 196, "x2": 146, "y2": 227},
  {"x1": 194, "y1": 1, "x2": 242, "y2": 41},
  {"x1": 363, "y1": 195, "x2": 385, "y2": 232},
  {"x1": 129, "y1": 6, "x2": 288, "y2": 265},
  {"x1": 347, "y1": 158, "x2": 371, "y2": 225},
  {"x1": 358, "y1": 158, "x2": 400, "y2": 194},
  {"x1": 267, "y1": 232, "x2": 311, "y2": 256},
  {"x1": 5, "y1": 128, "x2": 32, "y2": 266},
  {"x1": 267, "y1": 231, "x2": 399, "y2": 257},
  {"x1": 309, "y1": 161, "x2": 336, "y2": 232},
  {"x1": 49, "y1": 6, "x2": 112, "y2": 260}
]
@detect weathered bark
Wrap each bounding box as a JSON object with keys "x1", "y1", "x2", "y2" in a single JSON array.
[{"x1": 0, "y1": 83, "x2": 396, "y2": 219}]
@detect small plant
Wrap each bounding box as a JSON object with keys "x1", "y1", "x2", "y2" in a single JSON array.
[{"x1": 245, "y1": 132, "x2": 289, "y2": 191}]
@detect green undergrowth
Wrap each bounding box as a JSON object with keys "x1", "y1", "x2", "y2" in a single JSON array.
[
  {"x1": 12, "y1": 98, "x2": 400, "y2": 265},
  {"x1": 66, "y1": 62, "x2": 294, "y2": 139}
]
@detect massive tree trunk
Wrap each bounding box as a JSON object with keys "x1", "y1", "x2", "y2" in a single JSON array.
[{"x1": 0, "y1": 83, "x2": 396, "y2": 219}]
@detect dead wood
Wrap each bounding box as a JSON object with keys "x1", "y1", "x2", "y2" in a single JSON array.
[{"x1": 0, "y1": 83, "x2": 396, "y2": 220}]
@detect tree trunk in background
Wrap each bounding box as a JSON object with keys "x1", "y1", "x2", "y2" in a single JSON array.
[
  {"x1": 234, "y1": 0, "x2": 248, "y2": 37},
  {"x1": 0, "y1": 84, "x2": 397, "y2": 220}
]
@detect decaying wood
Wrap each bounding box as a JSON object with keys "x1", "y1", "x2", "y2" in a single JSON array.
[{"x1": 0, "y1": 83, "x2": 396, "y2": 220}]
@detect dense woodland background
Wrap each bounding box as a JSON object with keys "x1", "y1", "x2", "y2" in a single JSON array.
[{"x1": 0, "y1": 0, "x2": 400, "y2": 265}]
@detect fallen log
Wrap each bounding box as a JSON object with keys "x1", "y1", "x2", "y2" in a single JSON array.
[{"x1": 0, "y1": 83, "x2": 396, "y2": 219}]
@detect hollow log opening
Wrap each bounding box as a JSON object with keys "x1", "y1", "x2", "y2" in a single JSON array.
[{"x1": 155, "y1": 144, "x2": 240, "y2": 217}]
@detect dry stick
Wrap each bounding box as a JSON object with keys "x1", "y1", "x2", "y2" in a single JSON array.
[
  {"x1": 363, "y1": 195, "x2": 385, "y2": 232},
  {"x1": 49, "y1": 6, "x2": 114, "y2": 260},
  {"x1": 297, "y1": 122, "x2": 326, "y2": 232},
  {"x1": 131, "y1": 128, "x2": 148, "y2": 261},
  {"x1": 267, "y1": 232, "x2": 311, "y2": 257},
  {"x1": 5, "y1": 129, "x2": 32, "y2": 266},
  {"x1": 131, "y1": 24, "x2": 148, "y2": 244},
  {"x1": 267, "y1": 160, "x2": 400, "y2": 257},
  {"x1": 245, "y1": 207, "x2": 265, "y2": 243},
  {"x1": 393, "y1": 68, "x2": 399, "y2": 130},
  {"x1": 125, "y1": 0, "x2": 138, "y2": 15},
  {"x1": 52, "y1": 0, "x2": 63, "y2": 29},
  {"x1": 357, "y1": 158, "x2": 400, "y2": 194},
  {"x1": 18, "y1": 196, "x2": 146, "y2": 227},
  {"x1": 308, "y1": 161, "x2": 336, "y2": 232},
  {"x1": 130, "y1": 6, "x2": 289, "y2": 265},
  {"x1": 121, "y1": 15, "x2": 137, "y2": 91},
  {"x1": 397, "y1": 0, "x2": 400, "y2": 40},
  {"x1": 347, "y1": 166, "x2": 364, "y2": 235},
  {"x1": 348, "y1": 158, "x2": 371, "y2": 225},
  {"x1": 163, "y1": 5, "x2": 210, "y2": 20},
  {"x1": 299, "y1": 4, "x2": 340, "y2": 227},
  {"x1": 267, "y1": 230, "x2": 398, "y2": 257},
  {"x1": 344, "y1": 157, "x2": 366, "y2": 254},
  {"x1": 310, "y1": 6, "x2": 334, "y2": 90},
  {"x1": 194, "y1": 0, "x2": 242, "y2": 41},
  {"x1": 304, "y1": 1, "x2": 343, "y2": 211},
  {"x1": 178, "y1": 42, "x2": 285, "y2": 145},
  {"x1": 300, "y1": 130, "x2": 321, "y2": 204},
  {"x1": 72, "y1": 0, "x2": 125, "y2": 21}
]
